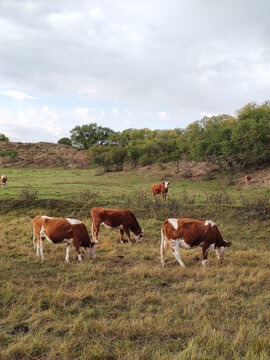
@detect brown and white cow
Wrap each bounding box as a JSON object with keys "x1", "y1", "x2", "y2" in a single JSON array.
[
  {"x1": 33, "y1": 216, "x2": 97, "y2": 262},
  {"x1": 90, "y1": 207, "x2": 144, "y2": 243},
  {"x1": 1, "y1": 175, "x2": 7, "y2": 188},
  {"x1": 151, "y1": 182, "x2": 170, "y2": 201},
  {"x1": 245, "y1": 175, "x2": 251, "y2": 186},
  {"x1": 161, "y1": 218, "x2": 231, "y2": 267}
]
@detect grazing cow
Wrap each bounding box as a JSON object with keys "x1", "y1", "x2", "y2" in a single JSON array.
[
  {"x1": 1, "y1": 175, "x2": 7, "y2": 188},
  {"x1": 160, "y1": 218, "x2": 231, "y2": 267},
  {"x1": 33, "y1": 216, "x2": 97, "y2": 262},
  {"x1": 90, "y1": 207, "x2": 144, "y2": 243},
  {"x1": 245, "y1": 175, "x2": 251, "y2": 185},
  {"x1": 151, "y1": 182, "x2": 170, "y2": 201},
  {"x1": 35, "y1": 145, "x2": 40, "y2": 149}
]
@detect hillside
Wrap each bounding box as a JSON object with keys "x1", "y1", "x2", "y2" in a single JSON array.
[{"x1": 0, "y1": 142, "x2": 90, "y2": 168}]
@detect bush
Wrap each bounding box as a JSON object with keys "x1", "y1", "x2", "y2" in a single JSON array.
[
  {"x1": 20, "y1": 185, "x2": 39, "y2": 203},
  {"x1": 0, "y1": 150, "x2": 18, "y2": 161},
  {"x1": 206, "y1": 191, "x2": 232, "y2": 205},
  {"x1": 0, "y1": 133, "x2": 9, "y2": 142},
  {"x1": 58, "y1": 137, "x2": 72, "y2": 146},
  {"x1": 78, "y1": 189, "x2": 99, "y2": 203}
]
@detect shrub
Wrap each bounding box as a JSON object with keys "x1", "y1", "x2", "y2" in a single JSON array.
[
  {"x1": 206, "y1": 191, "x2": 232, "y2": 205},
  {"x1": 78, "y1": 189, "x2": 99, "y2": 203},
  {"x1": 0, "y1": 150, "x2": 18, "y2": 161},
  {"x1": 0, "y1": 133, "x2": 9, "y2": 142},
  {"x1": 20, "y1": 185, "x2": 39, "y2": 203},
  {"x1": 179, "y1": 189, "x2": 196, "y2": 205},
  {"x1": 57, "y1": 137, "x2": 72, "y2": 146}
]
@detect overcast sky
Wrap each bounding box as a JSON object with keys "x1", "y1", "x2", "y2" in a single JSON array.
[{"x1": 0, "y1": 0, "x2": 269, "y2": 142}]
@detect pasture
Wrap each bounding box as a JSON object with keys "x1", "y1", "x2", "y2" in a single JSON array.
[{"x1": 0, "y1": 167, "x2": 270, "y2": 359}]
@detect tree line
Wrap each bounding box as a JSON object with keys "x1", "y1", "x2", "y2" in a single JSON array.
[{"x1": 56, "y1": 100, "x2": 269, "y2": 172}]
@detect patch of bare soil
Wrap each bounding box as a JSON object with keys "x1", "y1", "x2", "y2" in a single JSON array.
[{"x1": 0, "y1": 142, "x2": 90, "y2": 168}]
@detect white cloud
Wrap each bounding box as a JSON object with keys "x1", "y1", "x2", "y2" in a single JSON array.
[
  {"x1": 2, "y1": 90, "x2": 36, "y2": 100},
  {"x1": 78, "y1": 87, "x2": 97, "y2": 96},
  {"x1": 157, "y1": 112, "x2": 171, "y2": 121},
  {"x1": 0, "y1": 108, "x2": 68, "y2": 142},
  {"x1": 0, "y1": 0, "x2": 269, "y2": 141},
  {"x1": 125, "y1": 110, "x2": 133, "y2": 116},
  {"x1": 123, "y1": 119, "x2": 135, "y2": 126}
]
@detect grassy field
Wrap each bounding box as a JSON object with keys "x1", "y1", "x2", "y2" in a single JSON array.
[{"x1": 0, "y1": 166, "x2": 270, "y2": 359}]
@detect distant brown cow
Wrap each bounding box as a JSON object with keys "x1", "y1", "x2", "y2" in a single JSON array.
[
  {"x1": 1, "y1": 175, "x2": 7, "y2": 188},
  {"x1": 90, "y1": 207, "x2": 144, "y2": 243},
  {"x1": 161, "y1": 218, "x2": 231, "y2": 267},
  {"x1": 35, "y1": 145, "x2": 40, "y2": 149},
  {"x1": 33, "y1": 216, "x2": 97, "y2": 262},
  {"x1": 151, "y1": 182, "x2": 170, "y2": 201},
  {"x1": 245, "y1": 175, "x2": 251, "y2": 185}
]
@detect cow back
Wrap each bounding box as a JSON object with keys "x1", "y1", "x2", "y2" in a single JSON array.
[
  {"x1": 91, "y1": 207, "x2": 142, "y2": 234},
  {"x1": 162, "y1": 218, "x2": 229, "y2": 248}
]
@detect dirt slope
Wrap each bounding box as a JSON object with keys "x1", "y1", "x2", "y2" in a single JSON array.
[{"x1": 0, "y1": 142, "x2": 90, "y2": 168}]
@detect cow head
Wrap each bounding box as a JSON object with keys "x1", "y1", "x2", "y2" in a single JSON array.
[
  {"x1": 215, "y1": 241, "x2": 231, "y2": 260},
  {"x1": 134, "y1": 228, "x2": 144, "y2": 242},
  {"x1": 85, "y1": 244, "x2": 96, "y2": 259},
  {"x1": 163, "y1": 182, "x2": 170, "y2": 189}
]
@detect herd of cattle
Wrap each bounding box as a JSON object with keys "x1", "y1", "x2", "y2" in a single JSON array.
[{"x1": 2, "y1": 175, "x2": 254, "y2": 267}]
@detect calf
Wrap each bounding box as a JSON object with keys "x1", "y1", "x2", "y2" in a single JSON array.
[
  {"x1": 1, "y1": 175, "x2": 7, "y2": 188},
  {"x1": 161, "y1": 218, "x2": 231, "y2": 267},
  {"x1": 245, "y1": 175, "x2": 251, "y2": 185},
  {"x1": 33, "y1": 216, "x2": 97, "y2": 262},
  {"x1": 151, "y1": 182, "x2": 170, "y2": 201},
  {"x1": 90, "y1": 207, "x2": 144, "y2": 243}
]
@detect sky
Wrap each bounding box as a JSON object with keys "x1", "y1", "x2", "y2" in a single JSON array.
[{"x1": 0, "y1": 0, "x2": 269, "y2": 143}]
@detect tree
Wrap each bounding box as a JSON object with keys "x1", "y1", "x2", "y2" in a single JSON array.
[
  {"x1": 231, "y1": 102, "x2": 270, "y2": 166},
  {"x1": 57, "y1": 137, "x2": 72, "y2": 146},
  {"x1": 70, "y1": 123, "x2": 115, "y2": 149},
  {"x1": 0, "y1": 133, "x2": 9, "y2": 142}
]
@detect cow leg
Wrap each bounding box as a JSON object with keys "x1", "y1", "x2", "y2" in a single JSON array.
[
  {"x1": 120, "y1": 229, "x2": 124, "y2": 244},
  {"x1": 202, "y1": 243, "x2": 210, "y2": 265},
  {"x1": 39, "y1": 238, "x2": 44, "y2": 260},
  {"x1": 36, "y1": 238, "x2": 40, "y2": 257},
  {"x1": 35, "y1": 232, "x2": 41, "y2": 257},
  {"x1": 92, "y1": 223, "x2": 99, "y2": 243},
  {"x1": 173, "y1": 240, "x2": 185, "y2": 267},
  {"x1": 65, "y1": 244, "x2": 71, "y2": 263},
  {"x1": 33, "y1": 229, "x2": 36, "y2": 249},
  {"x1": 124, "y1": 227, "x2": 132, "y2": 243},
  {"x1": 152, "y1": 193, "x2": 155, "y2": 201},
  {"x1": 160, "y1": 229, "x2": 167, "y2": 267},
  {"x1": 73, "y1": 243, "x2": 82, "y2": 262}
]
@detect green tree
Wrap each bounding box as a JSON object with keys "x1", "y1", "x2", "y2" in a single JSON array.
[
  {"x1": 0, "y1": 133, "x2": 9, "y2": 142},
  {"x1": 57, "y1": 137, "x2": 72, "y2": 146},
  {"x1": 231, "y1": 101, "x2": 270, "y2": 166},
  {"x1": 70, "y1": 123, "x2": 115, "y2": 149}
]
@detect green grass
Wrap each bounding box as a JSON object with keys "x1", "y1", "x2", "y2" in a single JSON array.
[
  {"x1": 0, "y1": 167, "x2": 269, "y2": 205},
  {"x1": 0, "y1": 166, "x2": 270, "y2": 359}
]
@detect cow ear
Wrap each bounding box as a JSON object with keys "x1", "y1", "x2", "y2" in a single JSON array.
[
  {"x1": 163, "y1": 182, "x2": 165, "y2": 184},
  {"x1": 168, "y1": 182, "x2": 170, "y2": 185}
]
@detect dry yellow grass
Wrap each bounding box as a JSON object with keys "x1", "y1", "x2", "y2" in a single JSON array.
[{"x1": 0, "y1": 208, "x2": 269, "y2": 359}]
